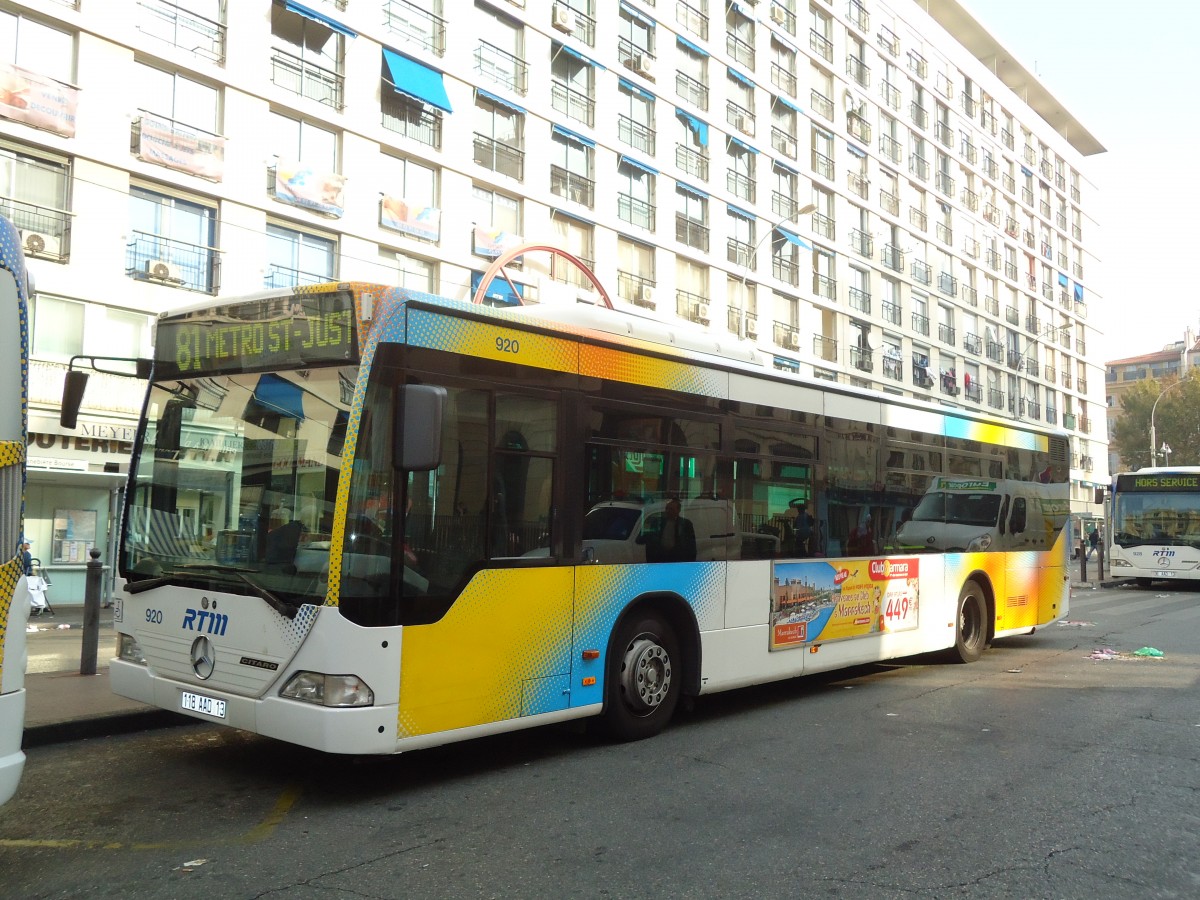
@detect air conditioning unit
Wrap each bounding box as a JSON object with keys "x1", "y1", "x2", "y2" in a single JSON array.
[
  {"x1": 145, "y1": 258, "x2": 183, "y2": 282},
  {"x1": 23, "y1": 231, "x2": 60, "y2": 257},
  {"x1": 635, "y1": 284, "x2": 655, "y2": 308},
  {"x1": 784, "y1": 333, "x2": 800, "y2": 349},
  {"x1": 633, "y1": 53, "x2": 654, "y2": 78},
  {"x1": 781, "y1": 136, "x2": 797, "y2": 157},
  {"x1": 735, "y1": 115, "x2": 754, "y2": 137},
  {"x1": 769, "y1": 4, "x2": 787, "y2": 24},
  {"x1": 551, "y1": 4, "x2": 576, "y2": 32},
  {"x1": 695, "y1": 303, "x2": 710, "y2": 321},
  {"x1": 745, "y1": 319, "x2": 758, "y2": 339}
]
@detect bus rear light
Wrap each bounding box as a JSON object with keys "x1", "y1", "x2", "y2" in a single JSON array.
[
  {"x1": 118, "y1": 634, "x2": 146, "y2": 665},
  {"x1": 280, "y1": 671, "x2": 374, "y2": 708}
]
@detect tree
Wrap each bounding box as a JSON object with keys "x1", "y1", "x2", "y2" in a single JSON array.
[{"x1": 1110, "y1": 370, "x2": 1200, "y2": 470}]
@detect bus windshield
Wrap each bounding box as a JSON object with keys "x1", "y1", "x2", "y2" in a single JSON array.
[
  {"x1": 123, "y1": 366, "x2": 355, "y2": 609},
  {"x1": 1113, "y1": 492, "x2": 1200, "y2": 548},
  {"x1": 911, "y1": 491, "x2": 1002, "y2": 527}
]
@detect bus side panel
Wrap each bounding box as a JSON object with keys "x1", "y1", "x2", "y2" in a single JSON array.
[
  {"x1": 569, "y1": 562, "x2": 726, "y2": 709},
  {"x1": 0, "y1": 557, "x2": 29, "y2": 806},
  {"x1": 397, "y1": 567, "x2": 575, "y2": 739}
]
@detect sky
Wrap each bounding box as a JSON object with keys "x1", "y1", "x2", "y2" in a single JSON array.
[{"x1": 964, "y1": 0, "x2": 1200, "y2": 363}]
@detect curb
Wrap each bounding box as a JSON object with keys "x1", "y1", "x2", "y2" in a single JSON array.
[{"x1": 23, "y1": 710, "x2": 195, "y2": 749}]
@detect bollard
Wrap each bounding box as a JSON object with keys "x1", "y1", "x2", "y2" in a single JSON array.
[
  {"x1": 1079, "y1": 539, "x2": 1087, "y2": 583},
  {"x1": 1098, "y1": 542, "x2": 1105, "y2": 583},
  {"x1": 80, "y1": 548, "x2": 102, "y2": 676}
]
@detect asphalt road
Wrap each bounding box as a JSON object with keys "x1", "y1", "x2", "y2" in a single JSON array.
[{"x1": 2, "y1": 582, "x2": 1198, "y2": 899}]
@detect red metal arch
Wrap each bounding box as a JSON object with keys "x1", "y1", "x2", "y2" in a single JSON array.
[{"x1": 471, "y1": 243, "x2": 615, "y2": 310}]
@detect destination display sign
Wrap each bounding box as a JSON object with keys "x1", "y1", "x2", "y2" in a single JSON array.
[
  {"x1": 1115, "y1": 473, "x2": 1200, "y2": 492},
  {"x1": 155, "y1": 290, "x2": 358, "y2": 379}
]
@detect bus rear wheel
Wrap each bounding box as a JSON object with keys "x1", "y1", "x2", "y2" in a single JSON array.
[
  {"x1": 602, "y1": 612, "x2": 681, "y2": 741},
  {"x1": 950, "y1": 580, "x2": 988, "y2": 663}
]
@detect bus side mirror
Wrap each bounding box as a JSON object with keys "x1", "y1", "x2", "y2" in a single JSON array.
[
  {"x1": 395, "y1": 385, "x2": 446, "y2": 471},
  {"x1": 60, "y1": 369, "x2": 89, "y2": 429}
]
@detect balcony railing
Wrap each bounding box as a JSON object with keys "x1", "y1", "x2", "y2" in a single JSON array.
[
  {"x1": 675, "y1": 144, "x2": 709, "y2": 180},
  {"x1": 564, "y1": 3, "x2": 597, "y2": 45},
  {"x1": 772, "y1": 192, "x2": 798, "y2": 220},
  {"x1": 911, "y1": 260, "x2": 931, "y2": 285},
  {"x1": 962, "y1": 237, "x2": 980, "y2": 258},
  {"x1": 909, "y1": 206, "x2": 926, "y2": 230},
  {"x1": 912, "y1": 312, "x2": 929, "y2": 335},
  {"x1": 850, "y1": 346, "x2": 873, "y2": 372},
  {"x1": 776, "y1": 321, "x2": 803, "y2": 351},
  {"x1": 1002, "y1": 128, "x2": 1014, "y2": 150},
  {"x1": 813, "y1": 273, "x2": 836, "y2": 300},
  {"x1": 551, "y1": 80, "x2": 595, "y2": 126},
  {"x1": 618, "y1": 115, "x2": 655, "y2": 155},
  {"x1": 727, "y1": 32, "x2": 754, "y2": 69},
  {"x1": 882, "y1": 301, "x2": 900, "y2": 325},
  {"x1": 1, "y1": 198, "x2": 71, "y2": 261},
  {"x1": 880, "y1": 190, "x2": 899, "y2": 215},
  {"x1": 1008, "y1": 350, "x2": 1023, "y2": 370},
  {"x1": 963, "y1": 333, "x2": 981, "y2": 355},
  {"x1": 772, "y1": 126, "x2": 798, "y2": 159},
  {"x1": 910, "y1": 102, "x2": 928, "y2": 129},
  {"x1": 812, "y1": 150, "x2": 834, "y2": 180},
  {"x1": 727, "y1": 100, "x2": 755, "y2": 136},
  {"x1": 880, "y1": 80, "x2": 901, "y2": 111},
  {"x1": 265, "y1": 262, "x2": 327, "y2": 290},
  {"x1": 883, "y1": 354, "x2": 903, "y2": 381},
  {"x1": 909, "y1": 154, "x2": 929, "y2": 181},
  {"x1": 812, "y1": 212, "x2": 834, "y2": 240},
  {"x1": 1078, "y1": 376, "x2": 1089, "y2": 393},
  {"x1": 475, "y1": 42, "x2": 528, "y2": 94},
  {"x1": 675, "y1": 71, "x2": 709, "y2": 110},
  {"x1": 986, "y1": 341, "x2": 1003, "y2": 362},
  {"x1": 381, "y1": 91, "x2": 442, "y2": 147},
  {"x1": 960, "y1": 139, "x2": 977, "y2": 165},
  {"x1": 617, "y1": 270, "x2": 656, "y2": 307},
  {"x1": 384, "y1": 0, "x2": 447, "y2": 56},
  {"x1": 676, "y1": 288, "x2": 710, "y2": 323},
  {"x1": 774, "y1": 255, "x2": 800, "y2": 286},
  {"x1": 810, "y1": 89, "x2": 834, "y2": 121},
  {"x1": 986, "y1": 249, "x2": 1000, "y2": 270},
  {"x1": 809, "y1": 29, "x2": 833, "y2": 62},
  {"x1": 849, "y1": 287, "x2": 871, "y2": 314},
  {"x1": 727, "y1": 169, "x2": 756, "y2": 202},
  {"x1": 727, "y1": 237, "x2": 754, "y2": 268},
  {"x1": 938, "y1": 271, "x2": 957, "y2": 296},
  {"x1": 850, "y1": 229, "x2": 873, "y2": 257},
  {"x1": 675, "y1": 214, "x2": 709, "y2": 251},
  {"x1": 676, "y1": 0, "x2": 709, "y2": 39},
  {"x1": 474, "y1": 134, "x2": 524, "y2": 180},
  {"x1": 847, "y1": 55, "x2": 871, "y2": 87},
  {"x1": 935, "y1": 120, "x2": 952, "y2": 146},
  {"x1": 965, "y1": 383, "x2": 982, "y2": 403},
  {"x1": 1004, "y1": 261, "x2": 1018, "y2": 280},
  {"x1": 271, "y1": 48, "x2": 343, "y2": 109},
  {"x1": 1046, "y1": 407, "x2": 1057, "y2": 425},
  {"x1": 935, "y1": 171, "x2": 955, "y2": 197},
  {"x1": 1005, "y1": 305, "x2": 1019, "y2": 325},
  {"x1": 936, "y1": 222, "x2": 952, "y2": 245},
  {"x1": 847, "y1": 0, "x2": 869, "y2": 31},
  {"x1": 847, "y1": 112, "x2": 871, "y2": 144},
  {"x1": 988, "y1": 388, "x2": 1004, "y2": 409},
  {"x1": 984, "y1": 295, "x2": 999, "y2": 315},
  {"x1": 618, "y1": 193, "x2": 655, "y2": 230},
  {"x1": 550, "y1": 164, "x2": 595, "y2": 207},
  {"x1": 962, "y1": 284, "x2": 977, "y2": 306},
  {"x1": 772, "y1": 62, "x2": 798, "y2": 98},
  {"x1": 879, "y1": 133, "x2": 901, "y2": 164},
  {"x1": 907, "y1": 50, "x2": 927, "y2": 78},
  {"x1": 126, "y1": 230, "x2": 220, "y2": 293},
  {"x1": 847, "y1": 170, "x2": 868, "y2": 199},
  {"x1": 138, "y1": 0, "x2": 226, "y2": 63},
  {"x1": 813, "y1": 334, "x2": 837, "y2": 361},
  {"x1": 881, "y1": 244, "x2": 903, "y2": 271},
  {"x1": 938, "y1": 323, "x2": 956, "y2": 344}
]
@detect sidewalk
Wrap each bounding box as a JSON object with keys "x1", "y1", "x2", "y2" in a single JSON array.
[{"x1": 21, "y1": 605, "x2": 187, "y2": 748}]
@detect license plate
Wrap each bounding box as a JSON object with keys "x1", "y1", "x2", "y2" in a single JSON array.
[
  {"x1": 1156, "y1": 571, "x2": 1178, "y2": 578},
  {"x1": 180, "y1": 690, "x2": 226, "y2": 719}
]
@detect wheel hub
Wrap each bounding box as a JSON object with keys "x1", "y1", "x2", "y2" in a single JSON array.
[{"x1": 621, "y1": 637, "x2": 672, "y2": 714}]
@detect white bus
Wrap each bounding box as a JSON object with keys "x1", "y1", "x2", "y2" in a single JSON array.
[
  {"x1": 1110, "y1": 468, "x2": 1200, "y2": 586},
  {"x1": 0, "y1": 216, "x2": 32, "y2": 805},
  {"x1": 99, "y1": 283, "x2": 1072, "y2": 754}
]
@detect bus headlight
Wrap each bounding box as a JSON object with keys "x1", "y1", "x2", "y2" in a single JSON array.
[
  {"x1": 966, "y1": 533, "x2": 993, "y2": 552},
  {"x1": 1111, "y1": 558, "x2": 1132, "y2": 568},
  {"x1": 118, "y1": 633, "x2": 147, "y2": 665},
  {"x1": 280, "y1": 671, "x2": 374, "y2": 708}
]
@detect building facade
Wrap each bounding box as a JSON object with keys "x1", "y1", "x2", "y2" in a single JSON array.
[{"x1": 4, "y1": 0, "x2": 1108, "y2": 597}]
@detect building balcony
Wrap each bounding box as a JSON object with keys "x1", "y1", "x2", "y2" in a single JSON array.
[
  {"x1": 384, "y1": 0, "x2": 447, "y2": 56},
  {"x1": 936, "y1": 222, "x2": 952, "y2": 245},
  {"x1": 675, "y1": 214, "x2": 709, "y2": 251},
  {"x1": 911, "y1": 260, "x2": 931, "y2": 285},
  {"x1": 771, "y1": 62, "x2": 798, "y2": 98},
  {"x1": 962, "y1": 284, "x2": 977, "y2": 306},
  {"x1": 474, "y1": 134, "x2": 524, "y2": 180},
  {"x1": 881, "y1": 244, "x2": 903, "y2": 271},
  {"x1": 617, "y1": 270, "x2": 656, "y2": 308},
  {"x1": 883, "y1": 355, "x2": 903, "y2": 381},
  {"x1": 774, "y1": 256, "x2": 800, "y2": 286},
  {"x1": 908, "y1": 206, "x2": 926, "y2": 230},
  {"x1": 551, "y1": 80, "x2": 594, "y2": 126},
  {"x1": 847, "y1": 0, "x2": 869, "y2": 32},
  {"x1": 812, "y1": 150, "x2": 834, "y2": 180},
  {"x1": 850, "y1": 345, "x2": 873, "y2": 372},
  {"x1": 264, "y1": 262, "x2": 325, "y2": 290},
  {"x1": 850, "y1": 229, "x2": 873, "y2": 258},
  {"x1": 935, "y1": 171, "x2": 955, "y2": 197},
  {"x1": 2, "y1": 197, "x2": 71, "y2": 261},
  {"x1": 879, "y1": 80, "x2": 900, "y2": 111},
  {"x1": 727, "y1": 32, "x2": 754, "y2": 69},
  {"x1": 882, "y1": 301, "x2": 900, "y2": 325},
  {"x1": 849, "y1": 287, "x2": 871, "y2": 314},
  {"x1": 727, "y1": 169, "x2": 756, "y2": 203},
  {"x1": 676, "y1": 0, "x2": 709, "y2": 39},
  {"x1": 271, "y1": 48, "x2": 343, "y2": 109},
  {"x1": 879, "y1": 133, "x2": 901, "y2": 164},
  {"x1": 812, "y1": 212, "x2": 834, "y2": 240},
  {"x1": 771, "y1": 126, "x2": 798, "y2": 158},
  {"x1": 910, "y1": 102, "x2": 928, "y2": 130},
  {"x1": 847, "y1": 112, "x2": 871, "y2": 144},
  {"x1": 772, "y1": 192, "x2": 799, "y2": 220},
  {"x1": 984, "y1": 295, "x2": 999, "y2": 315},
  {"x1": 618, "y1": 115, "x2": 655, "y2": 155},
  {"x1": 847, "y1": 170, "x2": 868, "y2": 199},
  {"x1": 846, "y1": 55, "x2": 871, "y2": 88},
  {"x1": 810, "y1": 89, "x2": 834, "y2": 121},
  {"x1": 988, "y1": 388, "x2": 1005, "y2": 410},
  {"x1": 909, "y1": 154, "x2": 929, "y2": 181},
  {"x1": 771, "y1": 2, "x2": 798, "y2": 36},
  {"x1": 880, "y1": 190, "x2": 899, "y2": 215},
  {"x1": 676, "y1": 288, "x2": 710, "y2": 324},
  {"x1": 809, "y1": 29, "x2": 833, "y2": 63},
  {"x1": 938, "y1": 272, "x2": 958, "y2": 296},
  {"x1": 126, "y1": 231, "x2": 220, "y2": 293},
  {"x1": 986, "y1": 341, "x2": 1003, "y2": 362},
  {"x1": 813, "y1": 333, "x2": 838, "y2": 361},
  {"x1": 963, "y1": 333, "x2": 981, "y2": 355},
  {"x1": 140, "y1": 0, "x2": 226, "y2": 62},
  {"x1": 907, "y1": 49, "x2": 927, "y2": 79},
  {"x1": 675, "y1": 144, "x2": 709, "y2": 180},
  {"x1": 475, "y1": 42, "x2": 528, "y2": 94},
  {"x1": 912, "y1": 312, "x2": 930, "y2": 335},
  {"x1": 727, "y1": 100, "x2": 756, "y2": 137},
  {"x1": 813, "y1": 272, "x2": 836, "y2": 300},
  {"x1": 617, "y1": 193, "x2": 655, "y2": 230},
  {"x1": 382, "y1": 91, "x2": 442, "y2": 147},
  {"x1": 675, "y1": 71, "x2": 709, "y2": 110},
  {"x1": 965, "y1": 382, "x2": 982, "y2": 403},
  {"x1": 727, "y1": 238, "x2": 754, "y2": 268},
  {"x1": 776, "y1": 320, "x2": 803, "y2": 351},
  {"x1": 937, "y1": 323, "x2": 956, "y2": 344},
  {"x1": 551, "y1": 165, "x2": 594, "y2": 207}
]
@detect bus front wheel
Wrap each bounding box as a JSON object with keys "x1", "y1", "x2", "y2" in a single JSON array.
[
  {"x1": 603, "y1": 612, "x2": 681, "y2": 741},
  {"x1": 950, "y1": 580, "x2": 988, "y2": 664}
]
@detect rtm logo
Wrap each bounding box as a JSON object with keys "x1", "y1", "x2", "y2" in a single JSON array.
[
  {"x1": 182, "y1": 608, "x2": 229, "y2": 636},
  {"x1": 1153, "y1": 549, "x2": 1177, "y2": 559}
]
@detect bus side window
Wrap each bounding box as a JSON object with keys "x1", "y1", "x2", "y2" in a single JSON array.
[{"x1": 1010, "y1": 497, "x2": 1027, "y2": 534}]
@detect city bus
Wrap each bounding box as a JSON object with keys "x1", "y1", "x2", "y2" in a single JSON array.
[
  {"x1": 0, "y1": 216, "x2": 32, "y2": 804},
  {"x1": 1110, "y1": 467, "x2": 1200, "y2": 586},
  {"x1": 103, "y1": 282, "x2": 1071, "y2": 754}
]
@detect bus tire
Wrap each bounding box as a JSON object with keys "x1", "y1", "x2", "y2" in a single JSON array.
[
  {"x1": 602, "y1": 612, "x2": 681, "y2": 741},
  {"x1": 1135, "y1": 578, "x2": 1152, "y2": 588},
  {"x1": 950, "y1": 579, "x2": 988, "y2": 664}
]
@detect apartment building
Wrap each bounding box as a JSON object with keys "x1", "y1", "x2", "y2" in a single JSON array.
[{"x1": 4, "y1": 0, "x2": 1106, "y2": 597}]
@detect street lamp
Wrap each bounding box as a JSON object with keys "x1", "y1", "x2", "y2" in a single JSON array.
[
  {"x1": 1161, "y1": 442, "x2": 1173, "y2": 467},
  {"x1": 1149, "y1": 379, "x2": 1185, "y2": 467},
  {"x1": 737, "y1": 203, "x2": 817, "y2": 340}
]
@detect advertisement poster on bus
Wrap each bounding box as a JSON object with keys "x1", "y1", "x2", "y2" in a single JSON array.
[{"x1": 770, "y1": 557, "x2": 920, "y2": 651}]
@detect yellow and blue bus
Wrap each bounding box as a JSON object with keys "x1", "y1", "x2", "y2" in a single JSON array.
[
  {"x1": 0, "y1": 216, "x2": 32, "y2": 803},
  {"x1": 107, "y1": 282, "x2": 1071, "y2": 753}
]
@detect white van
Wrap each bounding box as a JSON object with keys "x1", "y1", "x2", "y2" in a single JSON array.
[
  {"x1": 580, "y1": 498, "x2": 740, "y2": 563},
  {"x1": 896, "y1": 478, "x2": 1069, "y2": 553}
]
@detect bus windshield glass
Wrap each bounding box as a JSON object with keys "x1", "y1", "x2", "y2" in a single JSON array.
[
  {"x1": 911, "y1": 491, "x2": 1002, "y2": 527},
  {"x1": 123, "y1": 364, "x2": 356, "y2": 609},
  {"x1": 1113, "y1": 492, "x2": 1200, "y2": 548}
]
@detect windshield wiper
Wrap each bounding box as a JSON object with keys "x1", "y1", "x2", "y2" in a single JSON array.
[{"x1": 232, "y1": 571, "x2": 295, "y2": 619}]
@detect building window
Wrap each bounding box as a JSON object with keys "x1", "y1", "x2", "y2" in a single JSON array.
[
  {"x1": 136, "y1": 0, "x2": 226, "y2": 63},
  {"x1": 132, "y1": 63, "x2": 225, "y2": 180},
  {"x1": 127, "y1": 186, "x2": 219, "y2": 293},
  {"x1": 618, "y1": 80, "x2": 656, "y2": 154},
  {"x1": 617, "y1": 159, "x2": 655, "y2": 231},
  {"x1": 378, "y1": 153, "x2": 439, "y2": 240},
  {"x1": 135, "y1": 62, "x2": 219, "y2": 134},
  {"x1": 383, "y1": 0, "x2": 446, "y2": 57},
  {"x1": 726, "y1": 6, "x2": 755, "y2": 69},
  {"x1": 551, "y1": 214, "x2": 595, "y2": 288},
  {"x1": 772, "y1": 162, "x2": 798, "y2": 219},
  {"x1": 0, "y1": 144, "x2": 70, "y2": 260},
  {"x1": 675, "y1": 39, "x2": 709, "y2": 110},
  {"x1": 472, "y1": 185, "x2": 522, "y2": 253},
  {"x1": 675, "y1": 185, "x2": 708, "y2": 252},
  {"x1": 474, "y1": 3, "x2": 526, "y2": 94},
  {"x1": 676, "y1": 255, "x2": 709, "y2": 323},
  {"x1": 265, "y1": 223, "x2": 336, "y2": 288},
  {"x1": 474, "y1": 95, "x2": 524, "y2": 180},
  {"x1": 31, "y1": 295, "x2": 83, "y2": 362},
  {"x1": 618, "y1": 4, "x2": 655, "y2": 69},
  {"x1": 270, "y1": 111, "x2": 337, "y2": 170},
  {"x1": 381, "y1": 248, "x2": 436, "y2": 292},
  {"x1": 0, "y1": 9, "x2": 74, "y2": 83},
  {"x1": 32, "y1": 296, "x2": 151, "y2": 365},
  {"x1": 551, "y1": 44, "x2": 596, "y2": 126},
  {"x1": 727, "y1": 206, "x2": 755, "y2": 268},
  {"x1": 550, "y1": 127, "x2": 595, "y2": 208},
  {"x1": 675, "y1": 110, "x2": 710, "y2": 181},
  {"x1": 771, "y1": 39, "x2": 797, "y2": 97},
  {"x1": 617, "y1": 236, "x2": 656, "y2": 307},
  {"x1": 270, "y1": 2, "x2": 346, "y2": 109},
  {"x1": 726, "y1": 141, "x2": 755, "y2": 203}
]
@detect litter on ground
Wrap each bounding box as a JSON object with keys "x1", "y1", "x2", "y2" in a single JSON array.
[
  {"x1": 1057, "y1": 620, "x2": 1094, "y2": 627},
  {"x1": 1086, "y1": 646, "x2": 1165, "y2": 661}
]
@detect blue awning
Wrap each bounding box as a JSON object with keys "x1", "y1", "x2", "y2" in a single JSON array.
[
  {"x1": 676, "y1": 108, "x2": 708, "y2": 145},
  {"x1": 471, "y1": 271, "x2": 524, "y2": 306},
  {"x1": 557, "y1": 44, "x2": 606, "y2": 70},
  {"x1": 846, "y1": 143, "x2": 866, "y2": 158},
  {"x1": 728, "y1": 135, "x2": 759, "y2": 154},
  {"x1": 1020, "y1": 165, "x2": 1033, "y2": 177},
  {"x1": 552, "y1": 123, "x2": 595, "y2": 147},
  {"x1": 773, "y1": 159, "x2": 800, "y2": 175},
  {"x1": 619, "y1": 77, "x2": 656, "y2": 102},
  {"x1": 1058, "y1": 272, "x2": 1068, "y2": 287},
  {"x1": 729, "y1": 0, "x2": 752, "y2": 17},
  {"x1": 254, "y1": 373, "x2": 305, "y2": 419},
  {"x1": 727, "y1": 203, "x2": 756, "y2": 220},
  {"x1": 383, "y1": 48, "x2": 452, "y2": 112},
  {"x1": 777, "y1": 227, "x2": 812, "y2": 250},
  {"x1": 620, "y1": 155, "x2": 659, "y2": 176},
  {"x1": 282, "y1": 1, "x2": 356, "y2": 37},
  {"x1": 677, "y1": 181, "x2": 708, "y2": 199},
  {"x1": 619, "y1": 1, "x2": 656, "y2": 26},
  {"x1": 677, "y1": 35, "x2": 708, "y2": 57},
  {"x1": 728, "y1": 67, "x2": 754, "y2": 88},
  {"x1": 773, "y1": 355, "x2": 800, "y2": 373},
  {"x1": 552, "y1": 207, "x2": 597, "y2": 227},
  {"x1": 475, "y1": 87, "x2": 525, "y2": 115},
  {"x1": 1073, "y1": 282, "x2": 1083, "y2": 302},
  {"x1": 774, "y1": 95, "x2": 803, "y2": 114}
]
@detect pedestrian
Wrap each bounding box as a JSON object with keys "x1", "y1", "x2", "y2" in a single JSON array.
[
  {"x1": 20, "y1": 541, "x2": 32, "y2": 576},
  {"x1": 1086, "y1": 526, "x2": 1100, "y2": 560}
]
